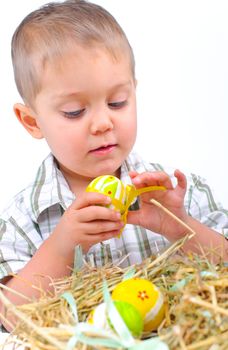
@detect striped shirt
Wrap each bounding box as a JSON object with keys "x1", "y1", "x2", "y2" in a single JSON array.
[{"x1": 0, "y1": 152, "x2": 228, "y2": 278}]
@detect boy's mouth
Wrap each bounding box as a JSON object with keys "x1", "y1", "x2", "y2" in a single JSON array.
[{"x1": 90, "y1": 144, "x2": 117, "y2": 154}]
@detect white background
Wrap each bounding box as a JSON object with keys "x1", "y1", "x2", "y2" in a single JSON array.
[{"x1": 1, "y1": 0, "x2": 228, "y2": 210}]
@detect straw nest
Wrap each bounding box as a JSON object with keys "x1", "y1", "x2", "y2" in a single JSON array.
[
  {"x1": 0, "y1": 234, "x2": 227, "y2": 350},
  {"x1": 0, "y1": 200, "x2": 227, "y2": 350}
]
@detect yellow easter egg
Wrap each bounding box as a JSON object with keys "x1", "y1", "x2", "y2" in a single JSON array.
[
  {"x1": 112, "y1": 278, "x2": 165, "y2": 332},
  {"x1": 86, "y1": 175, "x2": 127, "y2": 213}
]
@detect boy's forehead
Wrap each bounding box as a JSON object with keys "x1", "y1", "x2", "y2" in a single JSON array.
[
  {"x1": 43, "y1": 42, "x2": 130, "y2": 67},
  {"x1": 41, "y1": 44, "x2": 132, "y2": 79},
  {"x1": 35, "y1": 45, "x2": 134, "y2": 100}
]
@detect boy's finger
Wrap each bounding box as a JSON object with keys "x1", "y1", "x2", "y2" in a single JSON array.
[
  {"x1": 69, "y1": 192, "x2": 111, "y2": 210},
  {"x1": 132, "y1": 171, "x2": 174, "y2": 189},
  {"x1": 174, "y1": 169, "x2": 187, "y2": 193},
  {"x1": 83, "y1": 220, "x2": 124, "y2": 235},
  {"x1": 76, "y1": 206, "x2": 121, "y2": 222},
  {"x1": 128, "y1": 170, "x2": 138, "y2": 179},
  {"x1": 84, "y1": 229, "x2": 121, "y2": 245},
  {"x1": 97, "y1": 229, "x2": 122, "y2": 241}
]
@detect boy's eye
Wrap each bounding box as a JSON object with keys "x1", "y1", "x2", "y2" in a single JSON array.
[
  {"x1": 62, "y1": 109, "x2": 85, "y2": 118},
  {"x1": 108, "y1": 100, "x2": 127, "y2": 109}
]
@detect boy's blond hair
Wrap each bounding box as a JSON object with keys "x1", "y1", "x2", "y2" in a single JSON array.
[{"x1": 11, "y1": 0, "x2": 135, "y2": 107}]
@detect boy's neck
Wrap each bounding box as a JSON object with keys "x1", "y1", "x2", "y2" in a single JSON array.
[{"x1": 58, "y1": 162, "x2": 121, "y2": 196}]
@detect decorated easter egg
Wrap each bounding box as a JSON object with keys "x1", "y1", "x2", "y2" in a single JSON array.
[
  {"x1": 112, "y1": 278, "x2": 165, "y2": 332},
  {"x1": 87, "y1": 300, "x2": 143, "y2": 338},
  {"x1": 86, "y1": 175, "x2": 127, "y2": 213}
]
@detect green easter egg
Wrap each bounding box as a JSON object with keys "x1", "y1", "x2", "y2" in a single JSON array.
[{"x1": 113, "y1": 300, "x2": 144, "y2": 338}]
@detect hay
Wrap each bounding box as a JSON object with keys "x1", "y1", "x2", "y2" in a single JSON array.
[
  {"x1": 1, "y1": 237, "x2": 227, "y2": 350},
  {"x1": 0, "y1": 200, "x2": 227, "y2": 349}
]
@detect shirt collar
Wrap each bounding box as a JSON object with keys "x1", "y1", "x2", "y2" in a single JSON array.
[
  {"x1": 24, "y1": 153, "x2": 75, "y2": 223},
  {"x1": 120, "y1": 151, "x2": 149, "y2": 182}
]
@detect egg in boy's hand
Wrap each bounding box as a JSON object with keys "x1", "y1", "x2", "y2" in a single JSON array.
[{"x1": 86, "y1": 175, "x2": 166, "y2": 236}]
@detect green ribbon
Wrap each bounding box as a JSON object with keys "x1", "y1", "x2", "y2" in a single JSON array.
[
  {"x1": 170, "y1": 269, "x2": 219, "y2": 292},
  {"x1": 73, "y1": 245, "x2": 84, "y2": 272},
  {"x1": 122, "y1": 267, "x2": 136, "y2": 281},
  {"x1": 103, "y1": 280, "x2": 135, "y2": 348},
  {"x1": 199, "y1": 270, "x2": 218, "y2": 279},
  {"x1": 169, "y1": 276, "x2": 193, "y2": 291},
  {"x1": 61, "y1": 292, "x2": 78, "y2": 323}
]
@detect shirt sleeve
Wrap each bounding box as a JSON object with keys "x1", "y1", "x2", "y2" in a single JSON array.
[
  {"x1": 0, "y1": 215, "x2": 40, "y2": 280},
  {"x1": 185, "y1": 173, "x2": 228, "y2": 239}
]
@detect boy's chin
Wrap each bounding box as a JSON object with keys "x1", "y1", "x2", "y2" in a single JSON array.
[
  {"x1": 92, "y1": 168, "x2": 120, "y2": 178},
  {"x1": 91, "y1": 164, "x2": 121, "y2": 178}
]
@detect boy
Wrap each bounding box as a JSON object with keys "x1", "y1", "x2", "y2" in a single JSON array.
[{"x1": 0, "y1": 0, "x2": 227, "y2": 330}]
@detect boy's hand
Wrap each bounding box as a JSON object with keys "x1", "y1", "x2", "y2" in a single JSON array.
[
  {"x1": 127, "y1": 169, "x2": 189, "y2": 241},
  {"x1": 51, "y1": 192, "x2": 123, "y2": 257}
]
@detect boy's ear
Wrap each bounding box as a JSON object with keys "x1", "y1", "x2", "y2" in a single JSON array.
[{"x1": 14, "y1": 103, "x2": 44, "y2": 139}]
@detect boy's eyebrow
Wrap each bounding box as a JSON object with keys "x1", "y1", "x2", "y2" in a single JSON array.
[{"x1": 53, "y1": 81, "x2": 133, "y2": 101}]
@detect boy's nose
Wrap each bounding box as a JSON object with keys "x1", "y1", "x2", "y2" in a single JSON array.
[{"x1": 90, "y1": 113, "x2": 113, "y2": 135}]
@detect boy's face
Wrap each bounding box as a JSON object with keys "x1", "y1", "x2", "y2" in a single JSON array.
[{"x1": 18, "y1": 46, "x2": 137, "y2": 185}]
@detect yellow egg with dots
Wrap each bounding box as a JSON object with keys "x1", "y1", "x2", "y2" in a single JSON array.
[
  {"x1": 86, "y1": 175, "x2": 127, "y2": 214},
  {"x1": 112, "y1": 278, "x2": 165, "y2": 332},
  {"x1": 86, "y1": 175, "x2": 166, "y2": 237}
]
